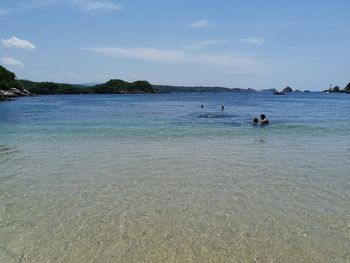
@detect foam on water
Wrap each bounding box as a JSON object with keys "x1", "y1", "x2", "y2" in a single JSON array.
[{"x1": 0, "y1": 93, "x2": 349, "y2": 262}]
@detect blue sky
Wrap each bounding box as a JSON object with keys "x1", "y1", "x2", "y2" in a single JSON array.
[{"x1": 0, "y1": 0, "x2": 349, "y2": 90}]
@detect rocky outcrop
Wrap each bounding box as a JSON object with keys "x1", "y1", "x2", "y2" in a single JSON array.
[
  {"x1": 282, "y1": 86, "x2": 293, "y2": 93},
  {"x1": 0, "y1": 65, "x2": 31, "y2": 100},
  {"x1": 273, "y1": 86, "x2": 309, "y2": 95},
  {"x1": 324, "y1": 84, "x2": 350, "y2": 93},
  {"x1": 0, "y1": 88, "x2": 31, "y2": 101},
  {"x1": 344, "y1": 83, "x2": 350, "y2": 93}
]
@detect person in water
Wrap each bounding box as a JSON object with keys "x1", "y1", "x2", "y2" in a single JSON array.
[
  {"x1": 253, "y1": 118, "x2": 259, "y2": 125},
  {"x1": 221, "y1": 105, "x2": 224, "y2": 111},
  {"x1": 260, "y1": 114, "x2": 269, "y2": 125}
]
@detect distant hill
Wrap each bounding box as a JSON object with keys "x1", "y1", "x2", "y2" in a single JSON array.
[
  {"x1": 92, "y1": 79, "x2": 157, "y2": 94},
  {"x1": 154, "y1": 85, "x2": 256, "y2": 93},
  {"x1": 19, "y1": 79, "x2": 157, "y2": 95},
  {"x1": 0, "y1": 65, "x2": 158, "y2": 100},
  {"x1": 2, "y1": 64, "x2": 348, "y2": 101},
  {"x1": 18, "y1": 80, "x2": 89, "y2": 95}
]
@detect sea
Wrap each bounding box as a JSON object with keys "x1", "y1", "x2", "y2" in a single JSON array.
[{"x1": 0, "y1": 92, "x2": 349, "y2": 262}]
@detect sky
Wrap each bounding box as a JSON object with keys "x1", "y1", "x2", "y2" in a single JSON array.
[{"x1": 0, "y1": 0, "x2": 349, "y2": 90}]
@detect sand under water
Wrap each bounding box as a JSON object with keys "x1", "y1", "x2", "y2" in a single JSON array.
[{"x1": 0, "y1": 92, "x2": 349, "y2": 262}]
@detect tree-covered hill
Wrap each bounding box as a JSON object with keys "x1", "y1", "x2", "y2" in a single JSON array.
[
  {"x1": 0, "y1": 65, "x2": 158, "y2": 99},
  {"x1": 0, "y1": 65, "x2": 25, "y2": 91},
  {"x1": 18, "y1": 79, "x2": 157, "y2": 95},
  {"x1": 18, "y1": 80, "x2": 89, "y2": 95},
  {"x1": 92, "y1": 79, "x2": 157, "y2": 94}
]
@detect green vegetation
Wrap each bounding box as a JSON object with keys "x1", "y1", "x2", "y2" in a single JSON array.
[
  {"x1": 0, "y1": 65, "x2": 24, "y2": 91},
  {"x1": 18, "y1": 80, "x2": 89, "y2": 95},
  {"x1": 19, "y1": 79, "x2": 157, "y2": 95},
  {"x1": 1, "y1": 65, "x2": 157, "y2": 96},
  {"x1": 2, "y1": 64, "x2": 350, "y2": 98},
  {"x1": 92, "y1": 79, "x2": 156, "y2": 94}
]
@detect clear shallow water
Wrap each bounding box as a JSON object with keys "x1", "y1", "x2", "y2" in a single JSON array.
[{"x1": 0, "y1": 93, "x2": 349, "y2": 262}]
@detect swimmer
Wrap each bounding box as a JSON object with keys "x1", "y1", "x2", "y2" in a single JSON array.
[
  {"x1": 221, "y1": 105, "x2": 224, "y2": 111},
  {"x1": 253, "y1": 118, "x2": 259, "y2": 125},
  {"x1": 260, "y1": 114, "x2": 269, "y2": 125}
]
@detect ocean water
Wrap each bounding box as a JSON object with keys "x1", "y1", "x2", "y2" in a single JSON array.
[{"x1": 0, "y1": 92, "x2": 349, "y2": 262}]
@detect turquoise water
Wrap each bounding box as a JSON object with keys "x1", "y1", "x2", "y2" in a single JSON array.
[{"x1": 0, "y1": 93, "x2": 349, "y2": 262}]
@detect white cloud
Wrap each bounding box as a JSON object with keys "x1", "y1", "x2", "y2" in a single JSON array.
[
  {"x1": 1, "y1": 36, "x2": 36, "y2": 50},
  {"x1": 189, "y1": 20, "x2": 209, "y2": 28},
  {"x1": 84, "y1": 46, "x2": 261, "y2": 71},
  {"x1": 1, "y1": 57, "x2": 24, "y2": 67},
  {"x1": 85, "y1": 47, "x2": 187, "y2": 62},
  {"x1": 0, "y1": 0, "x2": 121, "y2": 14},
  {"x1": 238, "y1": 37, "x2": 265, "y2": 45},
  {"x1": 183, "y1": 40, "x2": 228, "y2": 51},
  {"x1": 71, "y1": 0, "x2": 121, "y2": 12}
]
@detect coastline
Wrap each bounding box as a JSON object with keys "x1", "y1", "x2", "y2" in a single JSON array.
[
  {"x1": 1, "y1": 66, "x2": 349, "y2": 100},
  {"x1": 0, "y1": 88, "x2": 31, "y2": 101}
]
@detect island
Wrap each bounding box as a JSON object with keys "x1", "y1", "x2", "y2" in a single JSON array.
[
  {"x1": 324, "y1": 84, "x2": 350, "y2": 93},
  {"x1": 273, "y1": 86, "x2": 313, "y2": 95}
]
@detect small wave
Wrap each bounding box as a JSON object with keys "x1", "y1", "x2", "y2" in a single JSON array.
[
  {"x1": 0, "y1": 145, "x2": 19, "y2": 156},
  {"x1": 0, "y1": 145, "x2": 11, "y2": 151},
  {"x1": 197, "y1": 113, "x2": 237, "y2": 119}
]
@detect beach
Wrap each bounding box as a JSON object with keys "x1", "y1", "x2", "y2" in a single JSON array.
[{"x1": 0, "y1": 92, "x2": 349, "y2": 262}]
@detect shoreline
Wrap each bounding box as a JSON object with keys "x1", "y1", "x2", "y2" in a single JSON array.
[{"x1": 0, "y1": 88, "x2": 32, "y2": 101}]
